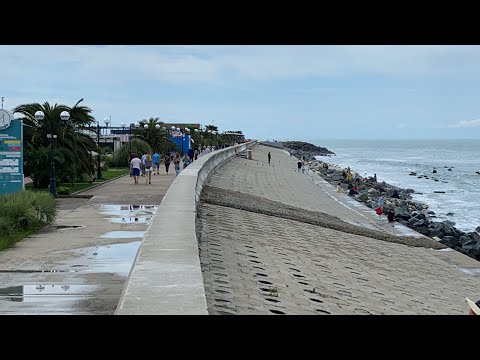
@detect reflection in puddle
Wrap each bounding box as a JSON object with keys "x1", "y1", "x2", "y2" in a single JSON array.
[
  {"x1": 456, "y1": 267, "x2": 480, "y2": 276},
  {"x1": 70, "y1": 241, "x2": 141, "y2": 275},
  {"x1": 0, "y1": 284, "x2": 97, "y2": 302},
  {"x1": 100, "y1": 231, "x2": 145, "y2": 239},
  {"x1": 97, "y1": 204, "x2": 158, "y2": 217},
  {"x1": 108, "y1": 217, "x2": 150, "y2": 224}
]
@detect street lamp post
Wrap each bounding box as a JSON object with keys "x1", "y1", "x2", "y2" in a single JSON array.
[
  {"x1": 184, "y1": 127, "x2": 190, "y2": 157},
  {"x1": 128, "y1": 123, "x2": 134, "y2": 156},
  {"x1": 96, "y1": 120, "x2": 103, "y2": 181},
  {"x1": 134, "y1": 122, "x2": 140, "y2": 154},
  {"x1": 34, "y1": 110, "x2": 70, "y2": 197}
]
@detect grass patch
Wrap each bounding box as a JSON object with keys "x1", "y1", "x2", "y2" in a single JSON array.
[
  {"x1": 0, "y1": 225, "x2": 43, "y2": 251},
  {"x1": 100, "y1": 168, "x2": 130, "y2": 181},
  {"x1": 24, "y1": 168, "x2": 130, "y2": 194},
  {"x1": 0, "y1": 191, "x2": 57, "y2": 251}
]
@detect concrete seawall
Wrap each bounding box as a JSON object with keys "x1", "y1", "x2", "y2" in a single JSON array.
[
  {"x1": 115, "y1": 141, "x2": 255, "y2": 314},
  {"x1": 197, "y1": 144, "x2": 480, "y2": 314}
]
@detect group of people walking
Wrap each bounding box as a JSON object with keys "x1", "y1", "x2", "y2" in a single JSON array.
[
  {"x1": 129, "y1": 150, "x2": 186, "y2": 184},
  {"x1": 129, "y1": 144, "x2": 218, "y2": 185}
]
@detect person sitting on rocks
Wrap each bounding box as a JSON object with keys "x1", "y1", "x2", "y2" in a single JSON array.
[
  {"x1": 337, "y1": 182, "x2": 342, "y2": 193},
  {"x1": 387, "y1": 209, "x2": 395, "y2": 222},
  {"x1": 349, "y1": 187, "x2": 358, "y2": 196}
]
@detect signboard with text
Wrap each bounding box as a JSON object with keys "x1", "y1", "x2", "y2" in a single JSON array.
[{"x1": 0, "y1": 118, "x2": 24, "y2": 194}]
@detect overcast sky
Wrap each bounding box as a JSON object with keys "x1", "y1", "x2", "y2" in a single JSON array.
[{"x1": 1, "y1": 45, "x2": 480, "y2": 140}]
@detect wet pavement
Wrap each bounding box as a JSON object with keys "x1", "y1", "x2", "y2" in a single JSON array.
[{"x1": 0, "y1": 172, "x2": 175, "y2": 314}]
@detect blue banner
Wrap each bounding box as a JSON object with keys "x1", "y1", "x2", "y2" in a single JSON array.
[
  {"x1": 0, "y1": 119, "x2": 24, "y2": 194},
  {"x1": 169, "y1": 134, "x2": 191, "y2": 155}
]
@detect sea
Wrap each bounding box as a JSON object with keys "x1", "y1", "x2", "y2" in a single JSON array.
[{"x1": 311, "y1": 139, "x2": 480, "y2": 233}]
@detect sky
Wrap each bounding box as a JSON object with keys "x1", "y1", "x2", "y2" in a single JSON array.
[{"x1": 1, "y1": 45, "x2": 480, "y2": 140}]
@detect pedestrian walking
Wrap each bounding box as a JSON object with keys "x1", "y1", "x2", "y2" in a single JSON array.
[
  {"x1": 153, "y1": 151, "x2": 160, "y2": 175},
  {"x1": 130, "y1": 154, "x2": 142, "y2": 184},
  {"x1": 174, "y1": 158, "x2": 181, "y2": 177},
  {"x1": 164, "y1": 154, "x2": 171, "y2": 175},
  {"x1": 144, "y1": 154, "x2": 153, "y2": 184}
]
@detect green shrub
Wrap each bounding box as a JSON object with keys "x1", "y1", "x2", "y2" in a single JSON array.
[
  {"x1": 111, "y1": 139, "x2": 153, "y2": 167},
  {"x1": 0, "y1": 216, "x2": 11, "y2": 236},
  {"x1": 0, "y1": 190, "x2": 57, "y2": 230},
  {"x1": 57, "y1": 186, "x2": 72, "y2": 195}
]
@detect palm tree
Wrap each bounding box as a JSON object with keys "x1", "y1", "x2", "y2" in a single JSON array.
[
  {"x1": 135, "y1": 117, "x2": 177, "y2": 154},
  {"x1": 14, "y1": 99, "x2": 97, "y2": 187}
]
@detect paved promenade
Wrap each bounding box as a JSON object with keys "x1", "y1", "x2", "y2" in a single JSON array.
[
  {"x1": 197, "y1": 144, "x2": 480, "y2": 314},
  {"x1": 0, "y1": 170, "x2": 176, "y2": 314}
]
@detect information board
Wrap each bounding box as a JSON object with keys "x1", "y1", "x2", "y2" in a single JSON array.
[{"x1": 0, "y1": 118, "x2": 24, "y2": 194}]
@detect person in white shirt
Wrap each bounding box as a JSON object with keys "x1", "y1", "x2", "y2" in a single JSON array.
[
  {"x1": 141, "y1": 153, "x2": 147, "y2": 176},
  {"x1": 130, "y1": 155, "x2": 142, "y2": 184}
]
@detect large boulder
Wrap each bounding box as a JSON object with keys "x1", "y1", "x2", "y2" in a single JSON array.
[
  {"x1": 459, "y1": 235, "x2": 472, "y2": 245},
  {"x1": 409, "y1": 218, "x2": 427, "y2": 227},
  {"x1": 470, "y1": 244, "x2": 480, "y2": 256},
  {"x1": 463, "y1": 239, "x2": 477, "y2": 247},
  {"x1": 453, "y1": 229, "x2": 465, "y2": 239},
  {"x1": 471, "y1": 232, "x2": 480, "y2": 243},
  {"x1": 440, "y1": 236, "x2": 459, "y2": 246},
  {"x1": 412, "y1": 226, "x2": 431, "y2": 235},
  {"x1": 444, "y1": 220, "x2": 456, "y2": 228},
  {"x1": 358, "y1": 192, "x2": 369, "y2": 202},
  {"x1": 414, "y1": 213, "x2": 427, "y2": 221}
]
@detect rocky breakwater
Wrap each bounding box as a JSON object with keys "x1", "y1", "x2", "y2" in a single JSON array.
[
  {"x1": 283, "y1": 141, "x2": 335, "y2": 159},
  {"x1": 282, "y1": 144, "x2": 480, "y2": 261}
]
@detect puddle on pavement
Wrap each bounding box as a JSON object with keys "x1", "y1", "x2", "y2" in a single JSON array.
[
  {"x1": 100, "y1": 231, "x2": 145, "y2": 238},
  {"x1": 54, "y1": 225, "x2": 85, "y2": 230},
  {"x1": 68, "y1": 241, "x2": 142, "y2": 275},
  {"x1": 0, "y1": 284, "x2": 97, "y2": 302},
  {"x1": 108, "y1": 217, "x2": 150, "y2": 224},
  {"x1": 455, "y1": 267, "x2": 480, "y2": 277},
  {"x1": 97, "y1": 205, "x2": 158, "y2": 217}
]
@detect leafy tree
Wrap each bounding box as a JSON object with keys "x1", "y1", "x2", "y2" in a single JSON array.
[
  {"x1": 134, "y1": 117, "x2": 178, "y2": 154},
  {"x1": 110, "y1": 139, "x2": 152, "y2": 167},
  {"x1": 14, "y1": 99, "x2": 97, "y2": 187}
]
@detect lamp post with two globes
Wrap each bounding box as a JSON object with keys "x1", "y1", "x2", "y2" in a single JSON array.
[{"x1": 34, "y1": 110, "x2": 70, "y2": 197}]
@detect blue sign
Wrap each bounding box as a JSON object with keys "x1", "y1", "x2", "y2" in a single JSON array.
[
  {"x1": 0, "y1": 118, "x2": 24, "y2": 194},
  {"x1": 169, "y1": 134, "x2": 191, "y2": 155}
]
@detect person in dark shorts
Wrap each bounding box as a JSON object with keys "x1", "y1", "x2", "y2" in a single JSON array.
[
  {"x1": 130, "y1": 154, "x2": 142, "y2": 184},
  {"x1": 164, "y1": 154, "x2": 171, "y2": 175}
]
